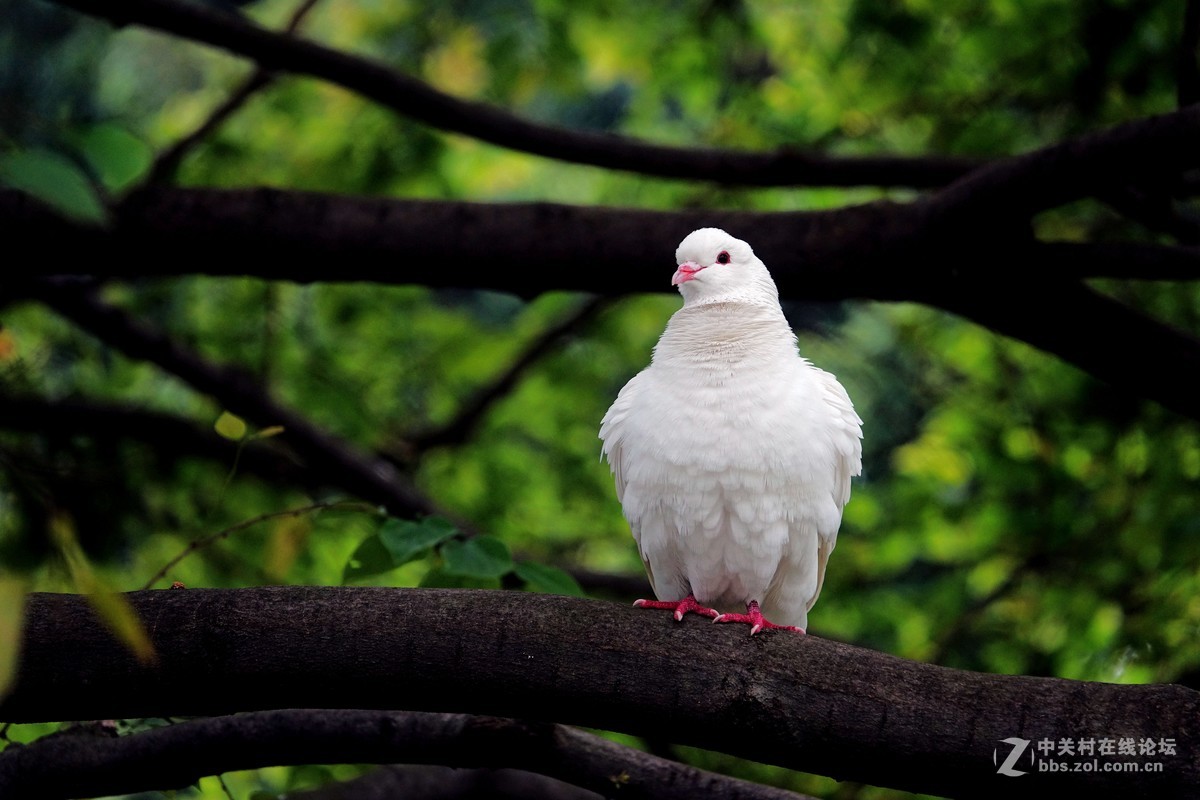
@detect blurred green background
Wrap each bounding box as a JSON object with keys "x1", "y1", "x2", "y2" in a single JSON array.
[{"x1": 2, "y1": 0, "x2": 1199, "y2": 797}]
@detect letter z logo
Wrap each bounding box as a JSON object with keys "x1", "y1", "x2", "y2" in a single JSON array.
[{"x1": 995, "y1": 737, "x2": 1032, "y2": 776}]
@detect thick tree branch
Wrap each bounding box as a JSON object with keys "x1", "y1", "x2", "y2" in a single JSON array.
[
  {"x1": 924, "y1": 270, "x2": 1200, "y2": 421},
  {"x1": 47, "y1": 0, "x2": 976, "y2": 189},
  {"x1": 21, "y1": 284, "x2": 438, "y2": 519},
  {"x1": 0, "y1": 708, "x2": 815, "y2": 800},
  {"x1": 7, "y1": 186, "x2": 1193, "y2": 297},
  {"x1": 1100, "y1": 186, "x2": 1200, "y2": 245},
  {"x1": 6, "y1": 186, "x2": 1200, "y2": 421},
  {"x1": 1024, "y1": 241, "x2": 1200, "y2": 280},
  {"x1": 918, "y1": 104, "x2": 1200, "y2": 227},
  {"x1": 1, "y1": 588, "x2": 1196, "y2": 799},
  {"x1": 0, "y1": 188, "x2": 868, "y2": 298},
  {"x1": 9, "y1": 89, "x2": 1200, "y2": 296}
]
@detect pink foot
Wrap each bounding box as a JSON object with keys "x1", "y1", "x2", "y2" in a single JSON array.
[
  {"x1": 713, "y1": 601, "x2": 804, "y2": 636},
  {"x1": 633, "y1": 593, "x2": 720, "y2": 622}
]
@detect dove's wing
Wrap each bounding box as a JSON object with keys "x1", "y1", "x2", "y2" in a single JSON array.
[
  {"x1": 600, "y1": 371, "x2": 692, "y2": 602},
  {"x1": 809, "y1": 364, "x2": 863, "y2": 609}
]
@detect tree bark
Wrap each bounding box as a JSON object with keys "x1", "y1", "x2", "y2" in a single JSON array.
[
  {"x1": 1, "y1": 588, "x2": 1195, "y2": 799},
  {"x1": 0, "y1": 709, "x2": 816, "y2": 800},
  {"x1": 6, "y1": 186, "x2": 1200, "y2": 422}
]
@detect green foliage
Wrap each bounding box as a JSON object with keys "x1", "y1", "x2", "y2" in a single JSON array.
[
  {"x1": 0, "y1": 148, "x2": 106, "y2": 223},
  {"x1": 513, "y1": 560, "x2": 585, "y2": 597},
  {"x1": 71, "y1": 122, "x2": 152, "y2": 193},
  {"x1": 343, "y1": 516, "x2": 459, "y2": 581},
  {"x1": 344, "y1": 516, "x2": 583, "y2": 595}
]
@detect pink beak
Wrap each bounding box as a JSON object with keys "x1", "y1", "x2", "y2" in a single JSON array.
[{"x1": 672, "y1": 261, "x2": 705, "y2": 286}]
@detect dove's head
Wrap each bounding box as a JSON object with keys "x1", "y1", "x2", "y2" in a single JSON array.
[{"x1": 672, "y1": 228, "x2": 779, "y2": 307}]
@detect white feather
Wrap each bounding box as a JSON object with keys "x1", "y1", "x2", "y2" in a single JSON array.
[{"x1": 599, "y1": 228, "x2": 862, "y2": 630}]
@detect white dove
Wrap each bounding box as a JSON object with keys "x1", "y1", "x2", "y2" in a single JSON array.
[{"x1": 599, "y1": 228, "x2": 862, "y2": 635}]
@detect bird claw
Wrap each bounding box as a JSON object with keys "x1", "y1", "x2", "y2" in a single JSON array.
[
  {"x1": 633, "y1": 594, "x2": 719, "y2": 622},
  {"x1": 712, "y1": 602, "x2": 804, "y2": 636}
]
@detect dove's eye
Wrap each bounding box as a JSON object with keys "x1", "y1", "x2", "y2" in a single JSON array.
[{"x1": 716, "y1": 251, "x2": 731, "y2": 265}]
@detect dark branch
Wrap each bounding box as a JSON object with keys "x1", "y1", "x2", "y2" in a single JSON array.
[
  {"x1": 6, "y1": 184, "x2": 1191, "y2": 296},
  {"x1": 5, "y1": 186, "x2": 1200, "y2": 420},
  {"x1": 1100, "y1": 186, "x2": 1200, "y2": 245},
  {"x1": 1027, "y1": 241, "x2": 1200, "y2": 280},
  {"x1": 0, "y1": 393, "x2": 315, "y2": 489},
  {"x1": 47, "y1": 0, "x2": 977, "y2": 189},
  {"x1": 917, "y1": 104, "x2": 1200, "y2": 226},
  {"x1": 10, "y1": 89, "x2": 1200, "y2": 298},
  {"x1": 0, "y1": 708, "x2": 815, "y2": 800},
  {"x1": 1, "y1": 589, "x2": 1196, "y2": 799},
  {"x1": 407, "y1": 296, "x2": 609, "y2": 452},
  {"x1": 22, "y1": 284, "x2": 439, "y2": 519},
  {"x1": 0, "y1": 187, "x2": 868, "y2": 298},
  {"x1": 143, "y1": 0, "x2": 323, "y2": 186},
  {"x1": 1180, "y1": 0, "x2": 1200, "y2": 107},
  {"x1": 144, "y1": 71, "x2": 274, "y2": 186},
  {"x1": 926, "y1": 273, "x2": 1200, "y2": 421}
]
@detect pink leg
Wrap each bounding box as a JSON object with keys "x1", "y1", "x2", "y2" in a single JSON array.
[
  {"x1": 713, "y1": 600, "x2": 804, "y2": 636},
  {"x1": 633, "y1": 593, "x2": 719, "y2": 622}
]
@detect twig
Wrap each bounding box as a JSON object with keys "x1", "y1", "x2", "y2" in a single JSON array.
[
  {"x1": 0, "y1": 395, "x2": 315, "y2": 491},
  {"x1": 141, "y1": 500, "x2": 377, "y2": 590},
  {"x1": 143, "y1": 0, "x2": 323, "y2": 185},
  {"x1": 408, "y1": 296, "x2": 610, "y2": 452}
]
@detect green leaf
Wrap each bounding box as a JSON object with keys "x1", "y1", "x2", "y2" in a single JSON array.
[
  {"x1": 85, "y1": 586, "x2": 157, "y2": 665},
  {"x1": 513, "y1": 561, "x2": 585, "y2": 597},
  {"x1": 75, "y1": 123, "x2": 152, "y2": 193},
  {"x1": 440, "y1": 535, "x2": 513, "y2": 579},
  {"x1": 0, "y1": 576, "x2": 27, "y2": 700},
  {"x1": 378, "y1": 516, "x2": 459, "y2": 566},
  {"x1": 342, "y1": 533, "x2": 396, "y2": 582},
  {"x1": 48, "y1": 513, "x2": 155, "y2": 664},
  {"x1": 0, "y1": 148, "x2": 106, "y2": 224},
  {"x1": 214, "y1": 411, "x2": 248, "y2": 441}
]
